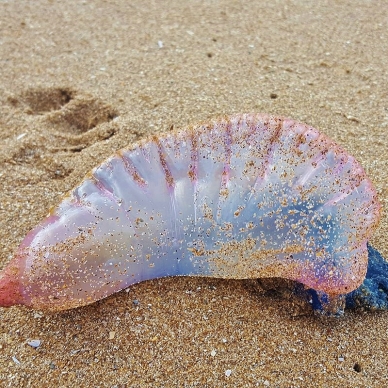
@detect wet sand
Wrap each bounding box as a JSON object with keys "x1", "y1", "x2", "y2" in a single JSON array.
[{"x1": 0, "y1": 1, "x2": 387, "y2": 387}]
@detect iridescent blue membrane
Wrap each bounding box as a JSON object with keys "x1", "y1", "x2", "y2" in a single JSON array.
[{"x1": 304, "y1": 245, "x2": 388, "y2": 314}]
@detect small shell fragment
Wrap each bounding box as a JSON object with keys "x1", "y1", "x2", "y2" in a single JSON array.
[
  {"x1": 27, "y1": 339, "x2": 41, "y2": 348},
  {"x1": 12, "y1": 356, "x2": 21, "y2": 365}
]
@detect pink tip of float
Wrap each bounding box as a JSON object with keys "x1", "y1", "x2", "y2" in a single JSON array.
[{"x1": 0, "y1": 256, "x2": 24, "y2": 307}]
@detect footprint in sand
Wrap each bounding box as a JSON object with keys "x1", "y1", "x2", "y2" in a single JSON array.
[
  {"x1": 10, "y1": 86, "x2": 119, "y2": 137},
  {"x1": 8, "y1": 87, "x2": 74, "y2": 115},
  {"x1": 5, "y1": 86, "x2": 119, "y2": 179}
]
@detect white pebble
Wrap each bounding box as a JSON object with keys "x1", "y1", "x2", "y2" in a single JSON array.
[
  {"x1": 225, "y1": 369, "x2": 232, "y2": 377},
  {"x1": 210, "y1": 350, "x2": 216, "y2": 357},
  {"x1": 27, "y1": 339, "x2": 41, "y2": 348}
]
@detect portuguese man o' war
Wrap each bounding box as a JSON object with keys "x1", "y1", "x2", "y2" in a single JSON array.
[{"x1": 0, "y1": 114, "x2": 383, "y2": 315}]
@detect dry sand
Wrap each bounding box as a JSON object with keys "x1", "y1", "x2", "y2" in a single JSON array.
[{"x1": 0, "y1": 0, "x2": 387, "y2": 387}]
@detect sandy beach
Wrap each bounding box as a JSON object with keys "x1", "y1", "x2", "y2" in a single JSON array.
[{"x1": 0, "y1": 1, "x2": 387, "y2": 387}]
